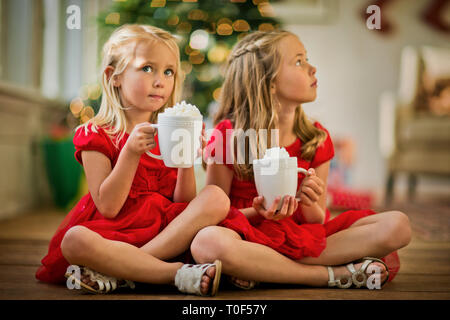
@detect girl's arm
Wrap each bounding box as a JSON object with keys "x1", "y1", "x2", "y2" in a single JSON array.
[
  {"x1": 205, "y1": 163, "x2": 233, "y2": 195},
  {"x1": 81, "y1": 144, "x2": 141, "y2": 219},
  {"x1": 297, "y1": 161, "x2": 330, "y2": 224},
  {"x1": 173, "y1": 167, "x2": 196, "y2": 203},
  {"x1": 82, "y1": 123, "x2": 157, "y2": 219},
  {"x1": 207, "y1": 163, "x2": 259, "y2": 219}
]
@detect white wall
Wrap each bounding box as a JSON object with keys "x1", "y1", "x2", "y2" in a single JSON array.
[{"x1": 286, "y1": 0, "x2": 449, "y2": 191}]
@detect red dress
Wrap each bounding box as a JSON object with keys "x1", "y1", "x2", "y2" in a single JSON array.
[
  {"x1": 36, "y1": 124, "x2": 189, "y2": 284},
  {"x1": 209, "y1": 119, "x2": 400, "y2": 281}
]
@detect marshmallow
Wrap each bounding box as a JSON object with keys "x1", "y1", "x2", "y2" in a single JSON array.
[
  {"x1": 163, "y1": 100, "x2": 201, "y2": 117},
  {"x1": 263, "y1": 147, "x2": 290, "y2": 160}
]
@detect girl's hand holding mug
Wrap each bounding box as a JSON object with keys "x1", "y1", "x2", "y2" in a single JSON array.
[
  {"x1": 125, "y1": 122, "x2": 157, "y2": 155},
  {"x1": 296, "y1": 168, "x2": 325, "y2": 206},
  {"x1": 252, "y1": 195, "x2": 298, "y2": 221}
]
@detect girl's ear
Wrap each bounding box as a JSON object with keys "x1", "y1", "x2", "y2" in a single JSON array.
[{"x1": 105, "y1": 66, "x2": 120, "y2": 87}]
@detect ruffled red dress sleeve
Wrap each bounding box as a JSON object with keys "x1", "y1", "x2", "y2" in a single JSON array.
[
  {"x1": 205, "y1": 119, "x2": 234, "y2": 170},
  {"x1": 310, "y1": 122, "x2": 335, "y2": 168},
  {"x1": 73, "y1": 124, "x2": 116, "y2": 165}
]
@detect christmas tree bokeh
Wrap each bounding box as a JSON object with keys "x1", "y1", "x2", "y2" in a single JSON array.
[{"x1": 75, "y1": 0, "x2": 282, "y2": 122}]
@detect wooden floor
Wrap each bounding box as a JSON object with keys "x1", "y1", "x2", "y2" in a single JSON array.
[{"x1": 0, "y1": 207, "x2": 449, "y2": 300}]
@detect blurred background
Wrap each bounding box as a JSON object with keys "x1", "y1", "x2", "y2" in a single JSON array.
[{"x1": 0, "y1": 0, "x2": 449, "y2": 241}]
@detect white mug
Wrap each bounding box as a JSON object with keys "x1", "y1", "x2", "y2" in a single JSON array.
[
  {"x1": 253, "y1": 157, "x2": 308, "y2": 210},
  {"x1": 146, "y1": 113, "x2": 203, "y2": 168}
]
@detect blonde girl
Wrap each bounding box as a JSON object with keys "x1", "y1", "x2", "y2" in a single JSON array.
[
  {"x1": 36, "y1": 24, "x2": 229, "y2": 296},
  {"x1": 192, "y1": 30, "x2": 411, "y2": 289}
]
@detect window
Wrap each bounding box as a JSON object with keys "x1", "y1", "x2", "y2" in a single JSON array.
[
  {"x1": 1, "y1": 0, "x2": 39, "y2": 88},
  {"x1": 1, "y1": 0, "x2": 105, "y2": 101}
]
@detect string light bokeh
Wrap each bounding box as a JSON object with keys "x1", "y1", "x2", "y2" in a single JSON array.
[{"x1": 70, "y1": 0, "x2": 280, "y2": 126}]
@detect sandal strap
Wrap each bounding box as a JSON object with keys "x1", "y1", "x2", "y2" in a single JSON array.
[
  {"x1": 83, "y1": 267, "x2": 135, "y2": 293},
  {"x1": 327, "y1": 266, "x2": 335, "y2": 285},
  {"x1": 175, "y1": 263, "x2": 215, "y2": 296},
  {"x1": 361, "y1": 257, "x2": 390, "y2": 288},
  {"x1": 362, "y1": 257, "x2": 390, "y2": 286},
  {"x1": 346, "y1": 263, "x2": 356, "y2": 274},
  {"x1": 83, "y1": 267, "x2": 117, "y2": 293},
  {"x1": 348, "y1": 261, "x2": 369, "y2": 288},
  {"x1": 328, "y1": 257, "x2": 389, "y2": 290},
  {"x1": 349, "y1": 258, "x2": 386, "y2": 289},
  {"x1": 327, "y1": 266, "x2": 352, "y2": 289}
]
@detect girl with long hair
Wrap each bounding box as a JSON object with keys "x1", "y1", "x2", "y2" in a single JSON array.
[{"x1": 193, "y1": 30, "x2": 411, "y2": 289}]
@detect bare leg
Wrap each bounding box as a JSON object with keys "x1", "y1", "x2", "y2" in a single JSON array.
[
  {"x1": 60, "y1": 186, "x2": 229, "y2": 294},
  {"x1": 191, "y1": 226, "x2": 330, "y2": 287},
  {"x1": 191, "y1": 211, "x2": 411, "y2": 288},
  {"x1": 61, "y1": 225, "x2": 182, "y2": 284},
  {"x1": 140, "y1": 185, "x2": 230, "y2": 260},
  {"x1": 299, "y1": 211, "x2": 411, "y2": 266},
  {"x1": 61, "y1": 226, "x2": 217, "y2": 294}
]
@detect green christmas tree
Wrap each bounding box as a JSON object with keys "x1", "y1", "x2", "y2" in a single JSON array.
[{"x1": 94, "y1": 0, "x2": 282, "y2": 116}]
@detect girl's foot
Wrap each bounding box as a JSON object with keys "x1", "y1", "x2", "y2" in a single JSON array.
[
  {"x1": 229, "y1": 276, "x2": 258, "y2": 290},
  {"x1": 66, "y1": 266, "x2": 135, "y2": 294},
  {"x1": 199, "y1": 264, "x2": 216, "y2": 295},
  {"x1": 328, "y1": 258, "x2": 389, "y2": 289},
  {"x1": 80, "y1": 273, "x2": 130, "y2": 291},
  {"x1": 79, "y1": 267, "x2": 217, "y2": 295},
  {"x1": 231, "y1": 277, "x2": 251, "y2": 288},
  {"x1": 80, "y1": 273, "x2": 99, "y2": 289},
  {"x1": 175, "y1": 260, "x2": 222, "y2": 296},
  {"x1": 332, "y1": 261, "x2": 387, "y2": 283}
]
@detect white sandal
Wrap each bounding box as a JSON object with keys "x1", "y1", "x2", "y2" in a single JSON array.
[
  {"x1": 174, "y1": 260, "x2": 222, "y2": 296},
  {"x1": 65, "y1": 266, "x2": 135, "y2": 294},
  {"x1": 327, "y1": 257, "x2": 390, "y2": 289}
]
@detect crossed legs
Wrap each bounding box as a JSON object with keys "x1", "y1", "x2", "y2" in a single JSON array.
[
  {"x1": 190, "y1": 210, "x2": 411, "y2": 287},
  {"x1": 60, "y1": 185, "x2": 230, "y2": 292}
]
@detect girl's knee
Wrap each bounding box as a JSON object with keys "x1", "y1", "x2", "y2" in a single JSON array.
[
  {"x1": 394, "y1": 211, "x2": 412, "y2": 247},
  {"x1": 201, "y1": 185, "x2": 230, "y2": 218},
  {"x1": 61, "y1": 225, "x2": 96, "y2": 262},
  {"x1": 380, "y1": 211, "x2": 412, "y2": 251},
  {"x1": 190, "y1": 226, "x2": 232, "y2": 263}
]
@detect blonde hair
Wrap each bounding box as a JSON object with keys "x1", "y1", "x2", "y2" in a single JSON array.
[
  {"x1": 214, "y1": 30, "x2": 327, "y2": 180},
  {"x1": 80, "y1": 24, "x2": 183, "y2": 146}
]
